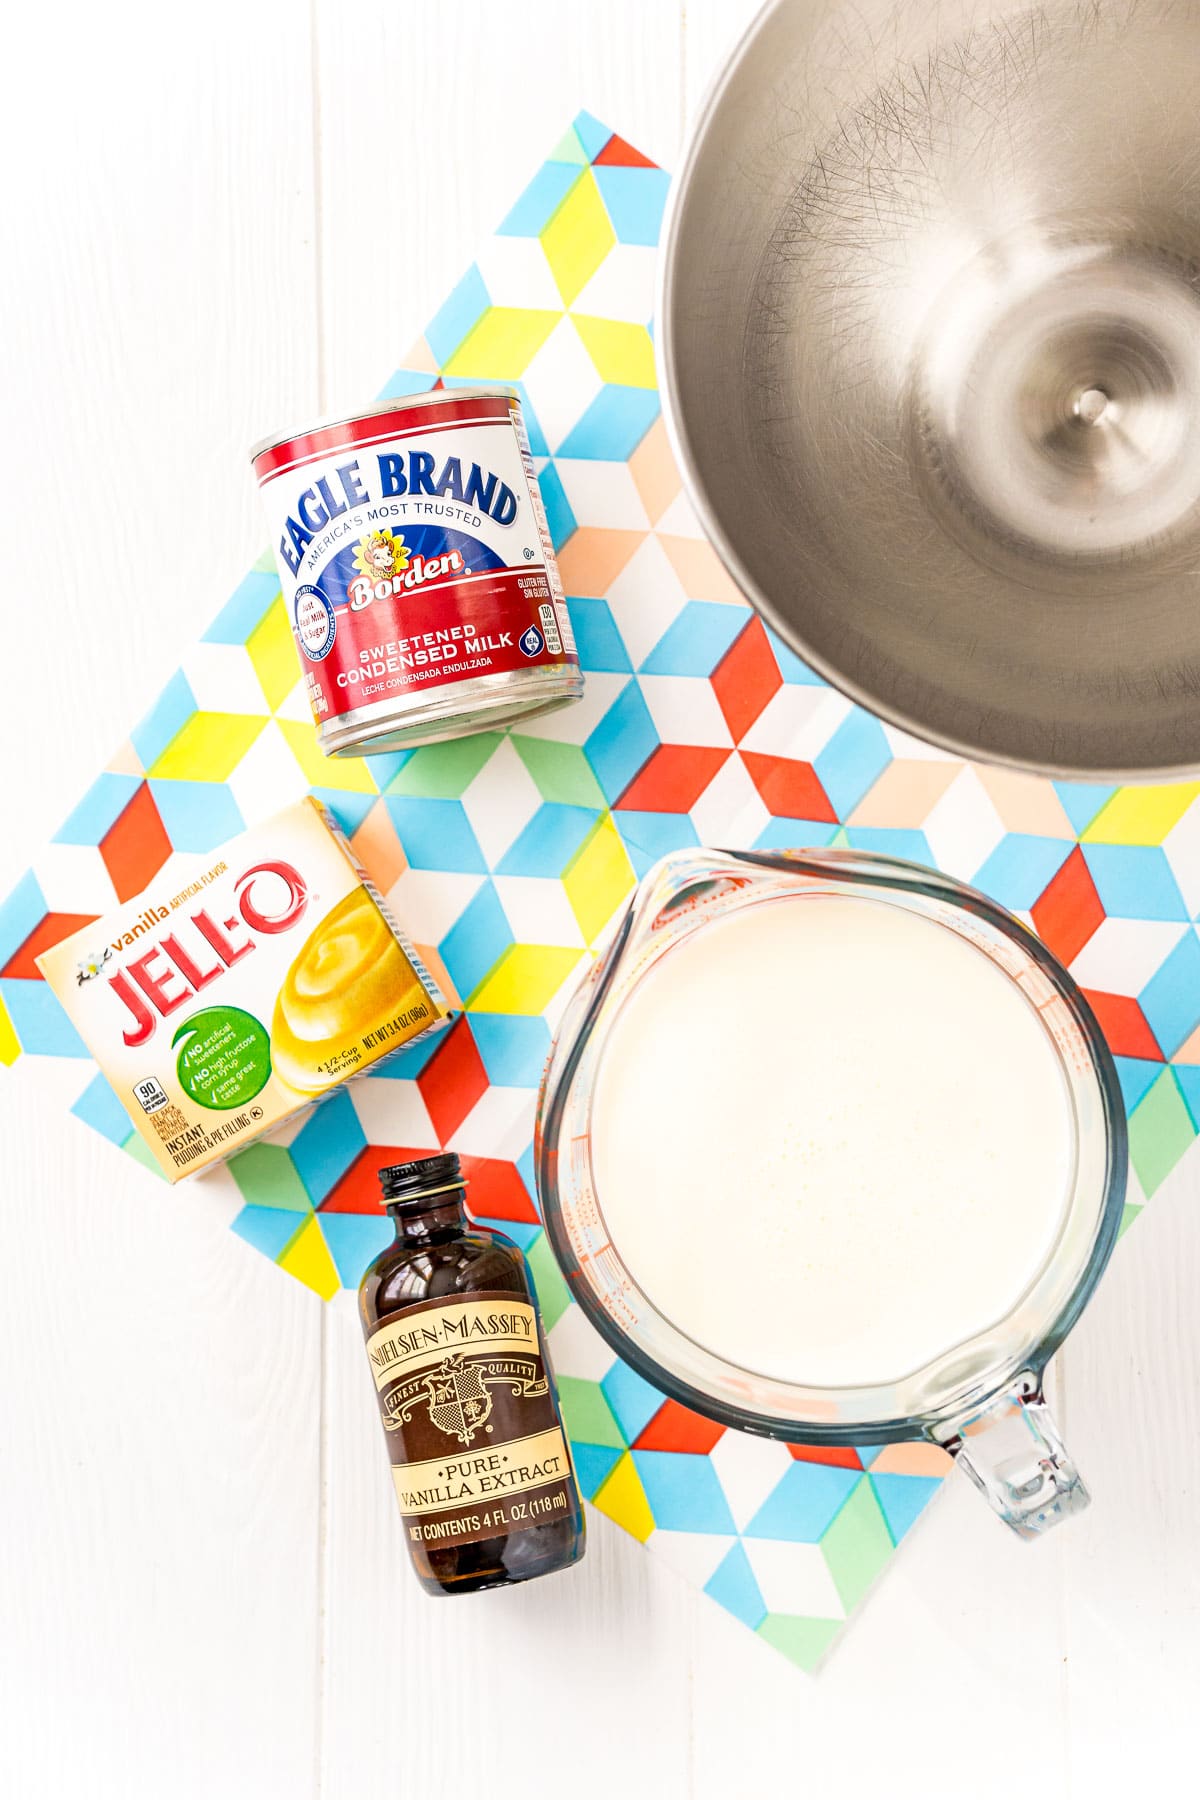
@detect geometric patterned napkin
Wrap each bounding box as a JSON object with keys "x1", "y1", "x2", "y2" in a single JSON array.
[{"x1": 3, "y1": 113, "x2": 1198, "y2": 1672}]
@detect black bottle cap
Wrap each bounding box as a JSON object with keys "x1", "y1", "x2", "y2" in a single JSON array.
[{"x1": 378, "y1": 1151, "x2": 466, "y2": 1206}]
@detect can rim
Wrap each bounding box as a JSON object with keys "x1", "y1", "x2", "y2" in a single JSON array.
[
  {"x1": 249, "y1": 385, "x2": 519, "y2": 464},
  {"x1": 320, "y1": 668, "x2": 583, "y2": 756}
]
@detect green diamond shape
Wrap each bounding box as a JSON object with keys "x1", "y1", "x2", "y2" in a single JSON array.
[
  {"x1": 511, "y1": 736, "x2": 606, "y2": 807},
  {"x1": 1119, "y1": 1200, "x2": 1143, "y2": 1238},
  {"x1": 526, "y1": 1227, "x2": 572, "y2": 1330},
  {"x1": 558, "y1": 1377, "x2": 626, "y2": 1448},
  {"x1": 549, "y1": 124, "x2": 589, "y2": 167},
  {"x1": 1129, "y1": 1068, "x2": 1196, "y2": 1196},
  {"x1": 124, "y1": 1134, "x2": 168, "y2": 1180},
  {"x1": 820, "y1": 1476, "x2": 895, "y2": 1612},
  {"x1": 756, "y1": 1614, "x2": 841, "y2": 1673},
  {"x1": 386, "y1": 734, "x2": 504, "y2": 799},
  {"x1": 229, "y1": 1143, "x2": 311, "y2": 1212}
]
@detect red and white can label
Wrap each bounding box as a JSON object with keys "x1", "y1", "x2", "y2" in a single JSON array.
[{"x1": 253, "y1": 393, "x2": 578, "y2": 730}]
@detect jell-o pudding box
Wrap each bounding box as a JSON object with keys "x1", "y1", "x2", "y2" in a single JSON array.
[{"x1": 38, "y1": 798, "x2": 447, "y2": 1180}]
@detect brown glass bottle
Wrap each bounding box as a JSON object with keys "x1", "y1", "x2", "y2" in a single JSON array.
[{"x1": 359, "y1": 1152, "x2": 585, "y2": 1596}]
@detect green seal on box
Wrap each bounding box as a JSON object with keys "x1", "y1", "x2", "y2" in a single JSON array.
[{"x1": 172, "y1": 1006, "x2": 272, "y2": 1110}]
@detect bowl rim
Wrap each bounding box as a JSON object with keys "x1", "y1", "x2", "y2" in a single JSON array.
[{"x1": 654, "y1": 0, "x2": 1200, "y2": 781}]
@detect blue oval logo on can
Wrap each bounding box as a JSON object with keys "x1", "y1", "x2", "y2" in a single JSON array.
[
  {"x1": 520, "y1": 624, "x2": 544, "y2": 657},
  {"x1": 294, "y1": 584, "x2": 336, "y2": 661}
]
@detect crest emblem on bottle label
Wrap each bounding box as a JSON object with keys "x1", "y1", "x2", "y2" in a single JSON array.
[{"x1": 425, "y1": 1354, "x2": 494, "y2": 1444}]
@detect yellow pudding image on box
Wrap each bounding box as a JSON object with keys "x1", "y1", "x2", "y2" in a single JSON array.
[{"x1": 37, "y1": 798, "x2": 447, "y2": 1181}]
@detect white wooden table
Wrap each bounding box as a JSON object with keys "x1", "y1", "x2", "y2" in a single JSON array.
[{"x1": 3, "y1": 5, "x2": 1199, "y2": 1794}]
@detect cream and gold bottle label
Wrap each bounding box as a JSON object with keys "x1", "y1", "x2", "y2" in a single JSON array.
[{"x1": 365, "y1": 1292, "x2": 576, "y2": 1549}]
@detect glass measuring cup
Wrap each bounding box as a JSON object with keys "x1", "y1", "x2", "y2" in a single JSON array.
[{"x1": 536, "y1": 848, "x2": 1127, "y2": 1538}]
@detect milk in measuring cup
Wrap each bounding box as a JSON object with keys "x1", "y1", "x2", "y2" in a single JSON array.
[{"x1": 589, "y1": 895, "x2": 1075, "y2": 1389}]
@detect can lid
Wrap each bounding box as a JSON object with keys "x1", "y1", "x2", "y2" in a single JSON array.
[
  {"x1": 249, "y1": 386, "x2": 520, "y2": 464},
  {"x1": 378, "y1": 1151, "x2": 467, "y2": 1207}
]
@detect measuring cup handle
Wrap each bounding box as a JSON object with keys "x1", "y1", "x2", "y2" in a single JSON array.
[{"x1": 943, "y1": 1375, "x2": 1089, "y2": 1539}]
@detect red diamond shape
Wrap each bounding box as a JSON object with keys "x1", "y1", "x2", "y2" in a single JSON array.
[
  {"x1": 633, "y1": 1399, "x2": 725, "y2": 1454},
  {"x1": 1079, "y1": 989, "x2": 1163, "y2": 1061},
  {"x1": 417, "y1": 1017, "x2": 489, "y2": 1144},
  {"x1": 3, "y1": 912, "x2": 98, "y2": 980},
  {"x1": 100, "y1": 783, "x2": 173, "y2": 903},
  {"x1": 615, "y1": 744, "x2": 729, "y2": 813},
  {"x1": 711, "y1": 619, "x2": 782, "y2": 743},
  {"x1": 462, "y1": 1156, "x2": 539, "y2": 1225},
  {"x1": 1031, "y1": 845, "x2": 1104, "y2": 966},
  {"x1": 593, "y1": 133, "x2": 658, "y2": 168},
  {"x1": 787, "y1": 1443, "x2": 864, "y2": 1469},
  {"x1": 321, "y1": 1145, "x2": 432, "y2": 1214},
  {"x1": 741, "y1": 752, "x2": 837, "y2": 822}
]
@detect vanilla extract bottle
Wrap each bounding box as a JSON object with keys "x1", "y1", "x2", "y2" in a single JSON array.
[{"x1": 359, "y1": 1153, "x2": 585, "y2": 1595}]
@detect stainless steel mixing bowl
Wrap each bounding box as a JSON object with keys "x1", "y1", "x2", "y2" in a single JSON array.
[{"x1": 659, "y1": 0, "x2": 1200, "y2": 777}]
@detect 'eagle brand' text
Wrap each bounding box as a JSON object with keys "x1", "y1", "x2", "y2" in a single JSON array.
[{"x1": 279, "y1": 454, "x2": 517, "y2": 575}]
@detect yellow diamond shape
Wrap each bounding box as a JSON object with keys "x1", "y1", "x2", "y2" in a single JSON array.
[
  {"x1": 540, "y1": 170, "x2": 615, "y2": 306},
  {"x1": 592, "y1": 1452, "x2": 655, "y2": 1543},
  {"x1": 247, "y1": 595, "x2": 301, "y2": 713},
  {"x1": 0, "y1": 992, "x2": 19, "y2": 1066},
  {"x1": 149, "y1": 712, "x2": 268, "y2": 781},
  {"x1": 276, "y1": 719, "x2": 379, "y2": 795},
  {"x1": 278, "y1": 1213, "x2": 340, "y2": 1300},
  {"x1": 444, "y1": 306, "x2": 561, "y2": 380},
  {"x1": 572, "y1": 316, "x2": 656, "y2": 388},
  {"x1": 563, "y1": 815, "x2": 635, "y2": 945},
  {"x1": 469, "y1": 943, "x2": 584, "y2": 1013},
  {"x1": 1083, "y1": 782, "x2": 1200, "y2": 845}
]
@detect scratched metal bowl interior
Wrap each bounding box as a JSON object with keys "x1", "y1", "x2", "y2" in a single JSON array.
[{"x1": 660, "y1": 0, "x2": 1200, "y2": 776}]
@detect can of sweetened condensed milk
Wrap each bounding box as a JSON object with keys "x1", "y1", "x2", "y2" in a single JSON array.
[{"x1": 252, "y1": 388, "x2": 582, "y2": 755}]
